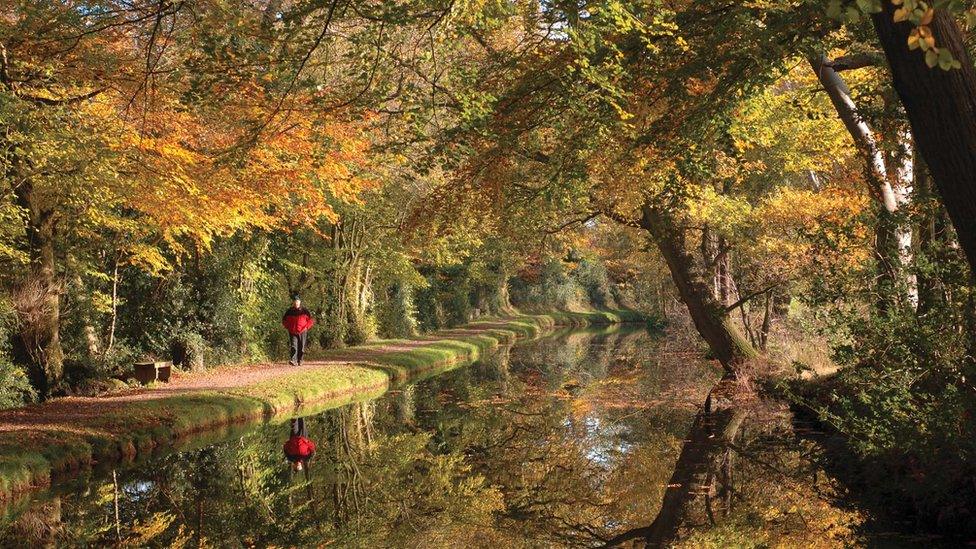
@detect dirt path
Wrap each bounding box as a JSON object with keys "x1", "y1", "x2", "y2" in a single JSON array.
[{"x1": 0, "y1": 358, "x2": 343, "y2": 430}]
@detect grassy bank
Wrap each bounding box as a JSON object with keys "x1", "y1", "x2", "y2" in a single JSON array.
[{"x1": 0, "y1": 311, "x2": 647, "y2": 501}]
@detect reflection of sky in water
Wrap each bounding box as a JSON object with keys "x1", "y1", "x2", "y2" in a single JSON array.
[
  {"x1": 553, "y1": 349, "x2": 640, "y2": 470},
  {"x1": 122, "y1": 479, "x2": 155, "y2": 502},
  {"x1": 567, "y1": 415, "x2": 635, "y2": 469}
]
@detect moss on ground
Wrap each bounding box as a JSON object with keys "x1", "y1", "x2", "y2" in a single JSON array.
[{"x1": 0, "y1": 310, "x2": 649, "y2": 500}]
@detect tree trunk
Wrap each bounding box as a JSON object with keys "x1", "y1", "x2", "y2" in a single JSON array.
[
  {"x1": 603, "y1": 380, "x2": 749, "y2": 548},
  {"x1": 113, "y1": 469, "x2": 122, "y2": 543},
  {"x1": 106, "y1": 256, "x2": 120, "y2": 353},
  {"x1": 12, "y1": 179, "x2": 64, "y2": 397},
  {"x1": 809, "y1": 55, "x2": 900, "y2": 213},
  {"x1": 700, "y1": 225, "x2": 719, "y2": 298},
  {"x1": 716, "y1": 240, "x2": 732, "y2": 307},
  {"x1": 914, "y1": 156, "x2": 948, "y2": 316},
  {"x1": 874, "y1": 206, "x2": 902, "y2": 310},
  {"x1": 870, "y1": 7, "x2": 976, "y2": 273},
  {"x1": 640, "y1": 204, "x2": 757, "y2": 376},
  {"x1": 759, "y1": 291, "x2": 772, "y2": 351},
  {"x1": 34, "y1": 214, "x2": 63, "y2": 397},
  {"x1": 809, "y1": 54, "x2": 910, "y2": 306},
  {"x1": 82, "y1": 315, "x2": 101, "y2": 358},
  {"x1": 643, "y1": 384, "x2": 747, "y2": 547},
  {"x1": 73, "y1": 273, "x2": 101, "y2": 358}
]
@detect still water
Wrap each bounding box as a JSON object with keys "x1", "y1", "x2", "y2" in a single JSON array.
[{"x1": 0, "y1": 326, "x2": 865, "y2": 547}]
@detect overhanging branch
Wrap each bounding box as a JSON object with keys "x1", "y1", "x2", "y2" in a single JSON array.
[
  {"x1": 725, "y1": 281, "x2": 784, "y2": 312},
  {"x1": 598, "y1": 205, "x2": 644, "y2": 229},
  {"x1": 826, "y1": 52, "x2": 882, "y2": 72},
  {"x1": 545, "y1": 211, "x2": 600, "y2": 234}
]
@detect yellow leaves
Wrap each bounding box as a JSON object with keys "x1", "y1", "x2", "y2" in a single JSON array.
[
  {"x1": 127, "y1": 243, "x2": 171, "y2": 276},
  {"x1": 113, "y1": 94, "x2": 374, "y2": 255},
  {"x1": 730, "y1": 61, "x2": 858, "y2": 180},
  {"x1": 907, "y1": 25, "x2": 935, "y2": 51},
  {"x1": 920, "y1": 7, "x2": 935, "y2": 25},
  {"x1": 895, "y1": 5, "x2": 962, "y2": 68},
  {"x1": 684, "y1": 76, "x2": 715, "y2": 97},
  {"x1": 685, "y1": 185, "x2": 751, "y2": 235},
  {"x1": 123, "y1": 512, "x2": 177, "y2": 547},
  {"x1": 746, "y1": 185, "x2": 870, "y2": 279},
  {"x1": 760, "y1": 186, "x2": 865, "y2": 228}
]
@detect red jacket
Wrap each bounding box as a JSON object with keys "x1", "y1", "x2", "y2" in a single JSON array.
[
  {"x1": 283, "y1": 435, "x2": 316, "y2": 462},
  {"x1": 282, "y1": 306, "x2": 315, "y2": 335}
]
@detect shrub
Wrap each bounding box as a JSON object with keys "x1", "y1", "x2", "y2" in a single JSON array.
[
  {"x1": 376, "y1": 284, "x2": 419, "y2": 338},
  {"x1": 170, "y1": 331, "x2": 207, "y2": 371},
  {"x1": 572, "y1": 258, "x2": 617, "y2": 309},
  {"x1": 319, "y1": 322, "x2": 348, "y2": 349},
  {"x1": 346, "y1": 312, "x2": 377, "y2": 346},
  {"x1": 509, "y1": 257, "x2": 588, "y2": 311},
  {"x1": 815, "y1": 306, "x2": 976, "y2": 536},
  {"x1": 0, "y1": 299, "x2": 35, "y2": 409},
  {"x1": 0, "y1": 360, "x2": 35, "y2": 409},
  {"x1": 95, "y1": 339, "x2": 141, "y2": 377}
]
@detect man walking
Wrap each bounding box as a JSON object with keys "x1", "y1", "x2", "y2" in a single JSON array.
[{"x1": 282, "y1": 294, "x2": 315, "y2": 366}]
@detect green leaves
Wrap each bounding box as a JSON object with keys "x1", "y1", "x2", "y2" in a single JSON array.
[
  {"x1": 827, "y1": 0, "x2": 881, "y2": 21},
  {"x1": 923, "y1": 45, "x2": 962, "y2": 68},
  {"x1": 826, "y1": 0, "x2": 844, "y2": 19},
  {"x1": 856, "y1": 0, "x2": 884, "y2": 14},
  {"x1": 827, "y1": 0, "x2": 969, "y2": 71}
]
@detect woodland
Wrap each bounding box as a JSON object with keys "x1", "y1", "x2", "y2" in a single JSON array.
[{"x1": 2, "y1": 0, "x2": 976, "y2": 545}]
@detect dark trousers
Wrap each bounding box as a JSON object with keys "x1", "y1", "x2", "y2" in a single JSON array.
[
  {"x1": 290, "y1": 417, "x2": 308, "y2": 437},
  {"x1": 289, "y1": 331, "x2": 307, "y2": 364}
]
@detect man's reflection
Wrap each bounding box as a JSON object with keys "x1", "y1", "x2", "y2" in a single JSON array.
[{"x1": 283, "y1": 417, "x2": 316, "y2": 472}]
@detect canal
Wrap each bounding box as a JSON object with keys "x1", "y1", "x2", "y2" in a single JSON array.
[{"x1": 0, "y1": 325, "x2": 868, "y2": 547}]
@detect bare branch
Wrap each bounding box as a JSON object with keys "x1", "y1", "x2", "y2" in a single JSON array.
[
  {"x1": 600, "y1": 526, "x2": 652, "y2": 548},
  {"x1": 16, "y1": 87, "x2": 106, "y2": 106},
  {"x1": 599, "y1": 205, "x2": 644, "y2": 229},
  {"x1": 725, "y1": 281, "x2": 784, "y2": 313},
  {"x1": 545, "y1": 211, "x2": 600, "y2": 234},
  {"x1": 0, "y1": 43, "x2": 11, "y2": 89},
  {"x1": 827, "y1": 52, "x2": 882, "y2": 72}
]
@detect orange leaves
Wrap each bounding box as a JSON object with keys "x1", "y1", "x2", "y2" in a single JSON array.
[
  {"x1": 113, "y1": 93, "x2": 374, "y2": 253},
  {"x1": 748, "y1": 185, "x2": 870, "y2": 279},
  {"x1": 907, "y1": 23, "x2": 936, "y2": 51}
]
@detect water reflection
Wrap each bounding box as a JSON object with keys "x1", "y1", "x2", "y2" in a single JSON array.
[
  {"x1": 2, "y1": 325, "x2": 728, "y2": 547},
  {"x1": 284, "y1": 417, "x2": 316, "y2": 473}
]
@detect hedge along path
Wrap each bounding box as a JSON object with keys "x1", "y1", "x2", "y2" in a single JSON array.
[{"x1": 0, "y1": 310, "x2": 646, "y2": 502}]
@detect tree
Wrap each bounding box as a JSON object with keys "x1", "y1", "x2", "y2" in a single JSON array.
[
  {"x1": 808, "y1": 53, "x2": 914, "y2": 307},
  {"x1": 869, "y1": 3, "x2": 976, "y2": 275}
]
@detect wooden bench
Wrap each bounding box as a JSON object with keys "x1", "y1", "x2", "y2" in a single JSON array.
[{"x1": 133, "y1": 360, "x2": 173, "y2": 385}]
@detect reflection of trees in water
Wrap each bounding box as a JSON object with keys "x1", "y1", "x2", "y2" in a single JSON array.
[
  {"x1": 512, "y1": 328, "x2": 644, "y2": 390},
  {"x1": 3, "y1": 495, "x2": 62, "y2": 545},
  {"x1": 316, "y1": 398, "x2": 505, "y2": 547},
  {"x1": 683, "y1": 405, "x2": 859, "y2": 548},
  {"x1": 323, "y1": 400, "x2": 374, "y2": 528},
  {"x1": 473, "y1": 342, "x2": 512, "y2": 395},
  {"x1": 394, "y1": 383, "x2": 416, "y2": 426},
  {"x1": 608, "y1": 393, "x2": 860, "y2": 548}
]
